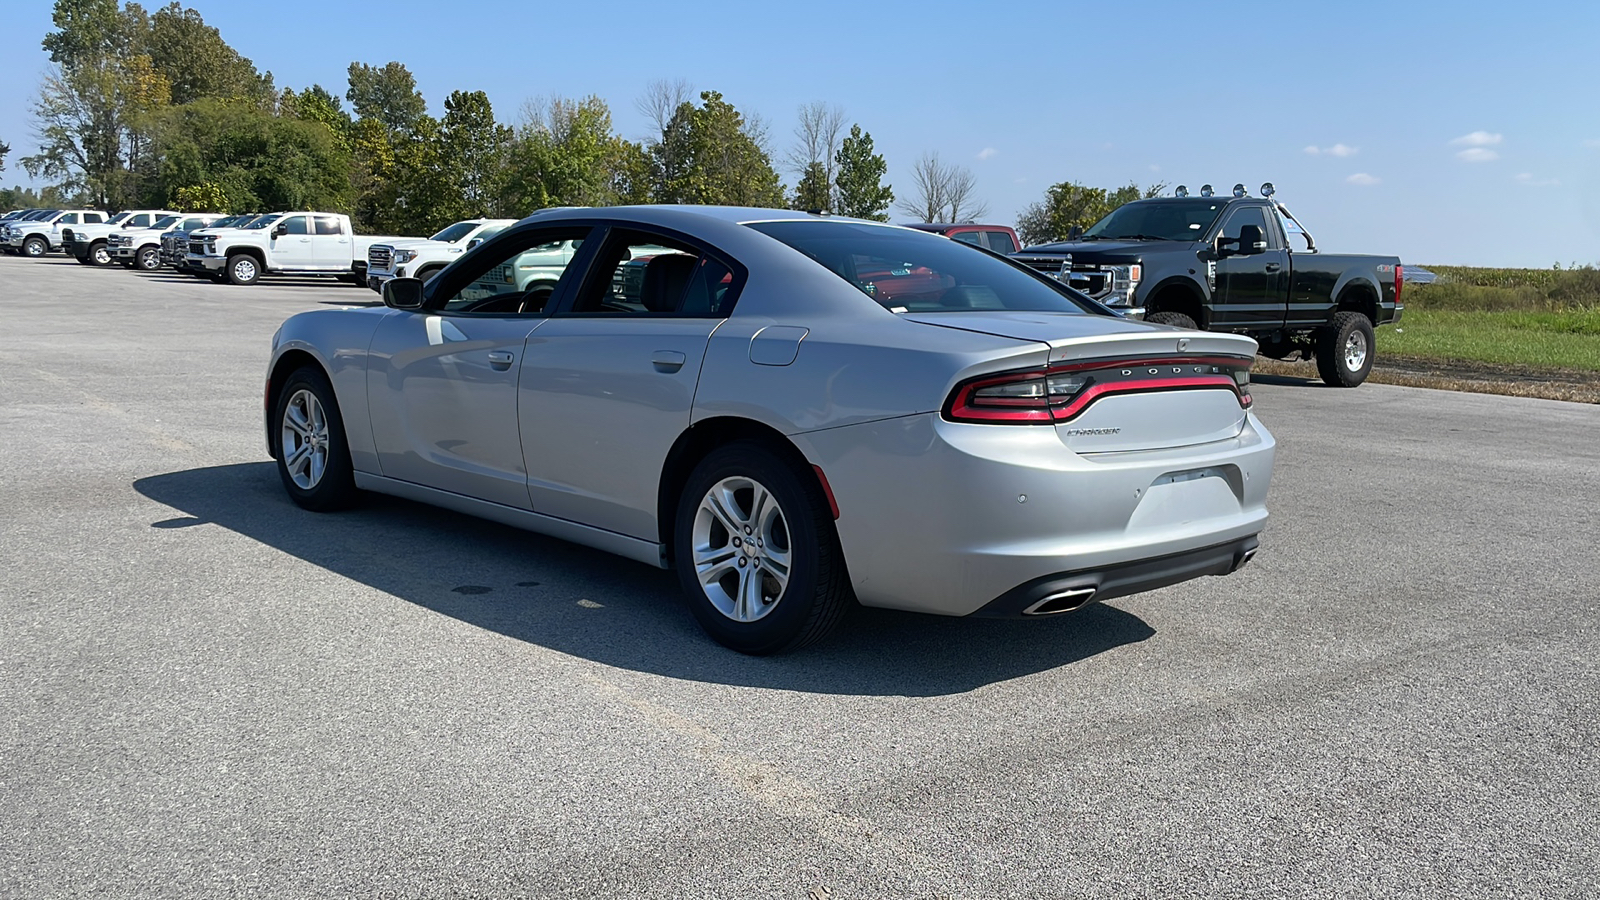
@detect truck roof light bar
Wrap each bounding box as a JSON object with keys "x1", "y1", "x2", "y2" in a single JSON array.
[{"x1": 1232, "y1": 183, "x2": 1247, "y2": 198}]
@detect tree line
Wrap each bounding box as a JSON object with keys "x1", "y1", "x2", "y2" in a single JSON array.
[{"x1": 6, "y1": 0, "x2": 1157, "y2": 244}]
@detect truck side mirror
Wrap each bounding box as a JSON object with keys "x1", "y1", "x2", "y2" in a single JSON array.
[
  {"x1": 1066, "y1": 225, "x2": 1084, "y2": 241},
  {"x1": 382, "y1": 277, "x2": 425, "y2": 310},
  {"x1": 272, "y1": 223, "x2": 288, "y2": 238},
  {"x1": 1238, "y1": 224, "x2": 1267, "y2": 255},
  {"x1": 466, "y1": 238, "x2": 483, "y2": 250}
]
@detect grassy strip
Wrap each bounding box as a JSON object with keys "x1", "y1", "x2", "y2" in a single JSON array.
[
  {"x1": 1253, "y1": 357, "x2": 1600, "y2": 404},
  {"x1": 1377, "y1": 308, "x2": 1600, "y2": 371}
]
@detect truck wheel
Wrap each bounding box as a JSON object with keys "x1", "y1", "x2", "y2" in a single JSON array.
[
  {"x1": 23, "y1": 236, "x2": 48, "y2": 257},
  {"x1": 1315, "y1": 311, "x2": 1375, "y2": 387},
  {"x1": 89, "y1": 241, "x2": 112, "y2": 266},
  {"x1": 416, "y1": 265, "x2": 444, "y2": 283},
  {"x1": 1147, "y1": 311, "x2": 1197, "y2": 329},
  {"x1": 137, "y1": 246, "x2": 162, "y2": 270},
  {"x1": 226, "y1": 254, "x2": 261, "y2": 285}
]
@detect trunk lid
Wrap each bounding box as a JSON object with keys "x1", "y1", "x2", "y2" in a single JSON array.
[{"x1": 912, "y1": 311, "x2": 1257, "y2": 453}]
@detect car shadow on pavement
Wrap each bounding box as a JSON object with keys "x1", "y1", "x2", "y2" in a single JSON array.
[{"x1": 134, "y1": 462, "x2": 1155, "y2": 697}]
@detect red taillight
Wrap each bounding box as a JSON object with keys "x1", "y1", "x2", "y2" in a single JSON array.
[
  {"x1": 945, "y1": 356, "x2": 1252, "y2": 424},
  {"x1": 1395, "y1": 264, "x2": 1403, "y2": 306}
]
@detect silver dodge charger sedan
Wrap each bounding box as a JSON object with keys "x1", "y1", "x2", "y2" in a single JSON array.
[{"x1": 266, "y1": 206, "x2": 1273, "y2": 653}]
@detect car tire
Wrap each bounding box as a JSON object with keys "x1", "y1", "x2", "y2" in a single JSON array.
[
  {"x1": 88, "y1": 241, "x2": 111, "y2": 266},
  {"x1": 226, "y1": 253, "x2": 260, "y2": 285},
  {"x1": 273, "y1": 366, "x2": 359, "y2": 512},
  {"x1": 23, "y1": 236, "x2": 48, "y2": 257},
  {"x1": 74, "y1": 254, "x2": 95, "y2": 266},
  {"x1": 137, "y1": 246, "x2": 161, "y2": 270},
  {"x1": 415, "y1": 265, "x2": 443, "y2": 283},
  {"x1": 673, "y1": 441, "x2": 853, "y2": 655},
  {"x1": 1315, "y1": 311, "x2": 1375, "y2": 387},
  {"x1": 1146, "y1": 311, "x2": 1197, "y2": 329}
]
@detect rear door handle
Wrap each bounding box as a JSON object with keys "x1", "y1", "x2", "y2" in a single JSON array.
[
  {"x1": 487, "y1": 350, "x2": 515, "y2": 369},
  {"x1": 651, "y1": 350, "x2": 686, "y2": 372},
  {"x1": 1264, "y1": 263, "x2": 1281, "y2": 272}
]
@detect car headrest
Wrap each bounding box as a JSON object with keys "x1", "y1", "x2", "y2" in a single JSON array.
[{"x1": 640, "y1": 253, "x2": 698, "y2": 313}]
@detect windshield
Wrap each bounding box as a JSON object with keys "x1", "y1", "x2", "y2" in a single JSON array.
[
  {"x1": 1081, "y1": 200, "x2": 1227, "y2": 242},
  {"x1": 153, "y1": 215, "x2": 180, "y2": 229},
  {"x1": 244, "y1": 214, "x2": 282, "y2": 229},
  {"x1": 748, "y1": 220, "x2": 1093, "y2": 314},
  {"x1": 429, "y1": 221, "x2": 480, "y2": 243}
]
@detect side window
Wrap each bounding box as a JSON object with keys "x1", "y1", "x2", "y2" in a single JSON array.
[
  {"x1": 986, "y1": 231, "x2": 1017, "y2": 253},
  {"x1": 570, "y1": 229, "x2": 738, "y2": 317},
  {"x1": 952, "y1": 231, "x2": 984, "y2": 247},
  {"x1": 433, "y1": 227, "x2": 591, "y2": 315},
  {"x1": 59, "y1": 213, "x2": 79, "y2": 225},
  {"x1": 314, "y1": 216, "x2": 344, "y2": 235},
  {"x1": 127, "y1": 214, "x2": 152, "y2": 228},
  {"x1": 83, "y1": 213, "x2": 104, "y2": 224},
  {"x1": 1220, "y1": 207, "x2": 1274, "y2": 250},
  {"x1": 282, "y1": 216, "x2": 310, "y2": 236}
]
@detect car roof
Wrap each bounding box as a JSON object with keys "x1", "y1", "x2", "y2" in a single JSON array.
[
  {"x1": 903, "y1": 222, "x2": 1014, "y2": 232},
  {"x1": 518, "y1": 205, "x2": 845, "y2": 228}
]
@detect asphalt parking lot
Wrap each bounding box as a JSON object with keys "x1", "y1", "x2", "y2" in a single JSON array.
[{"x1": 3, "y1": 253, "x2": 1598, "y2": 899}]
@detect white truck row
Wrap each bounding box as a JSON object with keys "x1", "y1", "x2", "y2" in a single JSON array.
[{"x1": 1, "y1": 206, "x2": 570, "y2": 292}]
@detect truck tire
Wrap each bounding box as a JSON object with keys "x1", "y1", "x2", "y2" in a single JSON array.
[
  {"x1": 1147, "y1": 311, "x2": 1197, "y2": 329},
  {"x1": 137, "y1": 246, "x2": 162, "y2": 270},
  {"x1": 23, "y1": 236, "x2": 48, "y2": 257},
  {"x1": 1315, "y1": 311, "x2": 1375, "y2": 387},
  {"x1": 226, "y1": 253, "x2": 261, "y2": 285},
  {"x1": 88, "y1": 241, "x2": 112, "y2": 266}
]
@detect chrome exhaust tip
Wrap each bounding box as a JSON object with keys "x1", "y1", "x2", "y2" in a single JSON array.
[
  {"x1": 1232, "y1": 546, "x2": 1258, "y2": 573},
  {"x1": 1023, "y1": 586, "x2": 1098, "y2": 616}
]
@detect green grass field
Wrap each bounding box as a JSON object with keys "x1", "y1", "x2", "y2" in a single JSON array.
[
  {"x1": 1379, "y1": 308, "x2": 1600, "y2": 372},
  {"x1": 1381, "y1": 266, "x2": 1600, "y2": 372}
]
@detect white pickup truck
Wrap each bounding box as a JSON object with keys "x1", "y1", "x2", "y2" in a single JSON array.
[
  {"x1": 110, "y1": 214, "x2": 224, "y2": 270},
  {"x1": 365, "y1": 218, "x2": 518, "y2": 292},
  {"x1": 5, "y1": 209, "x2": 111, "y2": 257},
  {"x1": 186, "y1": 211, "x2": 412, "y2": 285},
  {"x1": 63, "y1": 210, "x2": 179, "y2": 265}
]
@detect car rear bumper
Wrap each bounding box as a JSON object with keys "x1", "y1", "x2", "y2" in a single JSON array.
[{"x1": 794, "y1": 411, "x2": 1274, "y2": 617}]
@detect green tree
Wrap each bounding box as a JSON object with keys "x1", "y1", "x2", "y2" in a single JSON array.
[
  {"x1": 435, "y1": 89, "x2": 510, "y2": 220},
  {"x1": 503, "y1": 95, "x2": 646, "y2": 213},
  {"x1": 791, "y1": 161, "x2": 831, "y2": 211},
  {"x1": 26, "y1": 0, "x2": 171, "y2": 208},
  {"x1": 144, "y1": 2, "x2": 271, "y2": 106},
  {"x1": 650, "y1": 91, "x2": 783, "y2": 206},
  {"x1": 0, "y1": 138, "x2": 9, "y2": 175},
  {"x1": 1014, "y1": 180, "x2": 1166, "y2": 245},
  {"x1": 149, "y1": 97, "x2": 350, "y2": 213},
  {"x1": 346, "y1": 61, "x2": 426, "y2": 134},
  {"x1": 833, "y1": 125, "x2": 892, "y2": 221}
]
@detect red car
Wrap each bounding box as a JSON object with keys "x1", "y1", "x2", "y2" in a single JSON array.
[{"x1": 903, "y1": 222, "x2": 1021, "y2": 254}]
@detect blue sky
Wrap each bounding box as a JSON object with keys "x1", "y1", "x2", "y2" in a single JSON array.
[{"x1": 2, "y1": 0, "x2": 1596, "y2": 267}]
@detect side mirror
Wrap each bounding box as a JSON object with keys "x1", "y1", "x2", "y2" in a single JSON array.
[
  {"x1": 1066, "y1": 225, "x2": 1084, "y2": 241},
  {"x1": 382, "y1": 277, "x2": 425, "y2": 310},
  {"x1": 272, "y1": 223, "x2": 288, "y2": 238},
  {"x1": 1238, "y1": 224, "x2": 1267, "y2": 255},
  {"x1": 466, "y1": 238, "x2": 483, "y2": 250}
]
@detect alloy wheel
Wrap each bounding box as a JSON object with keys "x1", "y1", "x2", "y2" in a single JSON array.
[
  {"x1": 280, "y1": 389, "x2": 330, "y2": 490},
  {"x1": 92, "y1": 245, "x2": 110, "y2": 265},
  {"x1": 1344, "y1": 330, "x2": 1368, "y2": 372},
  {"x1": 692, "y1": 475, "x2": 793, "y2": 622},
  {"x1": 233, "y1": 258, "x2": 257, "y2": 282}
]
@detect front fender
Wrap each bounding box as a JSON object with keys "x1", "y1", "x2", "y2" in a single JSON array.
[{"x1": 266, "y1": 307, "x2": 392, "y2": 472}]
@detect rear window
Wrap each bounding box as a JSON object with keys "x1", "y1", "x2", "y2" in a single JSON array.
[{"x1": 747, "y1": 220, "x2": 1092, "y2": 314}]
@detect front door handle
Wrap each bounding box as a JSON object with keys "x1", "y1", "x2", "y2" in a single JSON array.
[
  {"x1": 651, "y1": 350, "x2": 686, "y2": 372},
  {"x1": 487, "y1": 350, "x2": 515, "y2": 369},
  {"x1": 1264, "y1": 263, "x2": 1281, "y2": 273}
]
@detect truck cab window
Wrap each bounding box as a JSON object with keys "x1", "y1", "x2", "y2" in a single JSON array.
[{"x1": 1220, "y1": 207, "x2": 1274, "y2": 250}]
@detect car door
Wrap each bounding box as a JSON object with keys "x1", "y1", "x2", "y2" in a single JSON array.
[
  {"x1": 365, "y1": 224, "x2": 598, "y2": 509},
  {"x1": 312, "y1": 215, "x2": 353, "y2": 269},
  {"x1": 1211, "y1": 205, "x2": 1287, "y2": 331},
  {"x1": 271, "y1": 215, "x2": 317, "y2": 267},
  {"x1": 519, "y1": 226, "x2": 743, "y2": 540}
]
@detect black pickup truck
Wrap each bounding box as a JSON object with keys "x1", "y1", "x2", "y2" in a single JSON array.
[{"x1": 1011, "y1": 185, "x2": 1402, "y2": 386}]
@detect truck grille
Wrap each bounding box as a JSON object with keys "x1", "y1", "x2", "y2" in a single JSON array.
[
  {"x1": 1016, "y1": 255, "x2": 1110, "y2": 295},
  {"x1": 188, "y1": 240, "x2": 208, "y2": 255},
  {"x1": 368, "y1": 246, "x2": 393, "y2": 270},
  {"x1": 109, "y1": 234, "x2": 131, "y2": 247}
]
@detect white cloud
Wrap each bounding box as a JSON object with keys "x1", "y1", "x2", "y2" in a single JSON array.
[
  {"x1": 1450, "y1": 131, "x2": 1503, "y2": 147},
  {"x1": 1456, "y1": 147, "x2": 1499, "y2": 162},
  {"x1": 976, "y1": 147, "x2": 998, "y2": 161},
  {"x1": 1346, "y1": 173, "x2": 1380, "y2": 186},
  {"x1": 1305, "y1": 143, "x2": 1358, "y2": 156},
  {"x1": 1514, "y1": 172, "x2": 1560, "y2": 187}
]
